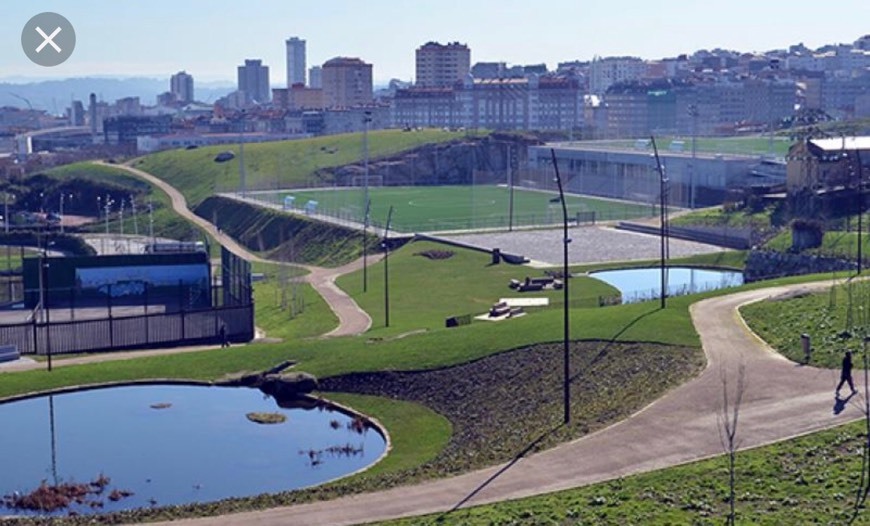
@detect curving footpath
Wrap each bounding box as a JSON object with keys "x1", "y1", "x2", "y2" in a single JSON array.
[
  {"x1": 100, "y1": 161, "x2": 375, "y2": 338},
  {"x1": 149, "y1": 283, "x2": 862, "y2": 526},
  {"x1": 99, "y1": 162, "x2": 863, "y2": 525}
]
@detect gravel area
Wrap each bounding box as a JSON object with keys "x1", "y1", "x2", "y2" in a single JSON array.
[{"x1": 445, "y1": 225, "x2": 726, "y2": 266}]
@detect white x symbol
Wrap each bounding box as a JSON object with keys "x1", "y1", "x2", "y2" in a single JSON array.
[{"x1": 35, "y1": 26, "x2": 62, "y2": 53}]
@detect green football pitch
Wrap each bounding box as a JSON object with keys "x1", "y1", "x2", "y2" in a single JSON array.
[{"x1": 251, "y1": 185, "x2": 657, "y2": 233}]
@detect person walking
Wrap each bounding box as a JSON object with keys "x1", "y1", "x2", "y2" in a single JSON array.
[
  {"x1": 219, "y1": 324, "x2": 229, "y2": 348},
  {"x1": 836, "y1": 350, "x2": 857, "y2": 397}
]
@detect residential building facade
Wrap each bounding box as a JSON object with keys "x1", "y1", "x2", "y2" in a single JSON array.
[
  {"x1": 321, "y1": 57, "x2": 373, "y2": 108},
  {"x1": 415, "y1": 42, "x2": 471, "y2": 87}
]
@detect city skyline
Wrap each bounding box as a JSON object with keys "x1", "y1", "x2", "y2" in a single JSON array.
[{"x1": 4, "y1": 1, "x2": 870, "y2": 85}]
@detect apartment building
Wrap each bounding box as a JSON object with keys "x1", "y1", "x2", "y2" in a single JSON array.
[
  {"x1": 415, "y1": 42, "x2": 471, "y2": 87},
  {"x1": 321, "y1": 57, "x2": 373, "y2": 108}
]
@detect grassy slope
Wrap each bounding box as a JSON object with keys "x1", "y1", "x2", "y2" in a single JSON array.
[
  {"x1": 741, "y1": 278, "x2": 870, "y2": 368},
  {"x1": 766, "y1": 228, "x2": 870, "y2": 260},
  {"x1": 134, "y1": 129, "x2": 473, "y2": 207},
  {"x1": 252, "y1": 262, "x2": 338, "y2": 340},
  {"x1": 43, "y1": 162, "x2": 218, "y2": 251},
  {"x1": 378, "y1": 420, "x2": 867, "y2": 525}
]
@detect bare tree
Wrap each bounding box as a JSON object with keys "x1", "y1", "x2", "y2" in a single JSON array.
[
  {"x1": 850, "y1": 337, "x2": 870, "y2": 525},
  {"x1": 718, "y1": 363, "x2": 746, "y2": 526}
]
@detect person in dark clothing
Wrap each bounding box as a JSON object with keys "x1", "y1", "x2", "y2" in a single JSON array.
[
  {"x1": 836, "y1": 350, "x2": 857, "y2": 396},
  {"x1": 219, "y1": 324, "x2": 229, "y2": 348}
]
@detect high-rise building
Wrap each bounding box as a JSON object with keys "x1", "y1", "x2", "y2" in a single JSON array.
[
  {"x1": 321, "y1": 57, "x2": 373, "y2": 108},
  {"x1": 415, "y1": 41, "x2": 471, "y2": 87},
  {"x1": 309, "y1": 66, "x2": 323, "y2": 88},
  {"x1": 286, "y1": 37, "x2": 306, "y2": 87},
  {"x1": 170, "y1": 71, "x2": 195, "y2": 104},
  {"x1": 237, "y1": 59, "x2": 271, "y2": 104}
]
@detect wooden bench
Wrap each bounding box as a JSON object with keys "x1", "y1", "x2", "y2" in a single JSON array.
[{"x1": 0, "y1": 344, "x2": 20, "y2": 363}]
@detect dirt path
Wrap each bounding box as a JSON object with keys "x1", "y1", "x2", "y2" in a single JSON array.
[
  {"x1": 149, "y1": 281, "x2": 861, "y2": 526},
  {"x1": 98, "y1": 161, "x2": 376, "y2": 338}
]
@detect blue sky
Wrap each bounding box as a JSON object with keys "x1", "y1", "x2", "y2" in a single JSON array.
[{"x1": 4, "y1": 1, "x2": 870, "y2": 84}]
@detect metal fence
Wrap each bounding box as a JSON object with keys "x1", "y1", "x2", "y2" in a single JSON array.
[{"x1": 0, "y1": 303, "x2": 253, "y2": 356}]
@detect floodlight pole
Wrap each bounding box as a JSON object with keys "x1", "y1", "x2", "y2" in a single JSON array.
[
  {"x1": 688, "y1": 104, "x2": 699, "y2": 209},
  {"x1": 508, "y1": 144, "x2": 515, "y2": 232},
  {"x1": 363, "y1": 198, "x2": 371, "y2": 293},
  {"x1": 550, "y1": 148, "x2": 571, "y2": 425},
  {"x1": 239, "y1": 110, "x2": 247, "y2": 198},
  {"x1": 363, "y1": 111, "x2": 372, "y2": 212},
  {"x1": 383, "y1": 205, "x2": 394, "y2": 328},
  {"x1": 39, "y1": 240, "x2": 52, "y2": 372},
  {"x1": 856, "y1": 150, "x2": 864, "y2": 273},
  {"x1": 652, "y1": 136, "x2": 669, "y2": 309}
]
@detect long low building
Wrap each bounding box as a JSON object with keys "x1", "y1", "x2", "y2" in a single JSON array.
[{"x1": 528, "y1": 140, "x2": 783, "y2": 208}]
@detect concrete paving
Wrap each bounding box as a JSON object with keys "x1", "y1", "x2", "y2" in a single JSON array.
[{"x1": 445, "y1": 226, "x2": 727, "y2": 267}]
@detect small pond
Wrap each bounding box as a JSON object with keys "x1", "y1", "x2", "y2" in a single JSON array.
[
  {"x1": 0, "y1": 384, "x2": 386, "y2": 516},
  {"x1": 589, "y1": 266, "x2": 744, "y2": 304}
]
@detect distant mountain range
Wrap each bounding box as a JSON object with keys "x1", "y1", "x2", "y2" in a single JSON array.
[{"x1": 0, "y1": 77, "x2": 235, "y2": 113}]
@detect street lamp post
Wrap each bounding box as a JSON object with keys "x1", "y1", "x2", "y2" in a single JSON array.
[
  {"x1": 550, "y1": 148, "x2": 572, "y2": 425},
  {"x1": 651, "y1": 137, "x2": 669, "y2": 309}
]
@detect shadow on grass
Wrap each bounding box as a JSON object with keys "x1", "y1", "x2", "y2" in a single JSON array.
[
  {"x1": 430, "y1": 422, "x2": 564, "y2": 524},
  {"x1": 430, "y1": 305, "x2": 661, "y2": 524},
  {"x1": 575, "y1": 304, "x2": 660, "y2": 381}
]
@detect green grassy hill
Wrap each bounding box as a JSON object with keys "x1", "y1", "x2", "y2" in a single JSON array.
[{"x1": 134, "y1": 129, "x2": 473, "y2": 207}]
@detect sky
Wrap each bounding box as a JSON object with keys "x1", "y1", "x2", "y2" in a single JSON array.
[{"x1": 4, "y1": 0, "x2": 870, "y2": 85}]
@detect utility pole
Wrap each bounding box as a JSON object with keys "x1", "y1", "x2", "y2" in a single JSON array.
[{"x1": 856, "y1": 150, "x2": 865, "y2": 273}]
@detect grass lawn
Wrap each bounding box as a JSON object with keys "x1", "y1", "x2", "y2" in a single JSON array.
[
  {"x1": 256, "y1": 185, "x2": 655, "y2": 233},
  {"x1": 134, "y1": 129, "x2": 474, "y2": 208},
  {"x1": 740, "y1": 277, "x2": 870, "y2": 368},
  {"x1": 377, "y1": 419, "x2": 868, "y2": 525},
  {"x1": 251, "y1": 261, "x2": 338, "y2": 340},
  {"x1": 670, "y1": 205, "x2": 774, "y2": 230},
  {"x1": 336, "y1": 240, "x2": 620, "y2": 337},
  {"x1": 765, "y1": 228, "x2": 870, "y2": 261}
]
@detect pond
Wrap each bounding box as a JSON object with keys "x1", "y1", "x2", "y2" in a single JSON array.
[
  {"x1": 589, "y1": 266, "x2": 744, "y2": 304},
  {"x1": 0, "y1": 384, "x2": 387, "y2": 517}
]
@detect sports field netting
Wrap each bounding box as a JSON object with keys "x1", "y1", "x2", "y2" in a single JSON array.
[{"x1": 249, "y1": 185, "x2": 658, "y2": 233}]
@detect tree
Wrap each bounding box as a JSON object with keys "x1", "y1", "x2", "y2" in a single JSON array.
[{"x1": 718, "y1": 363, "x2": 746, "y2": 526}]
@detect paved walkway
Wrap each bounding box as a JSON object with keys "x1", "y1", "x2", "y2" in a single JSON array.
[
  {"x1": 100, "y1": 161, "x2": 376, "y2": 338},
  {"x1": 151, "y1": 281, "x2": 861, "y2": 526}
]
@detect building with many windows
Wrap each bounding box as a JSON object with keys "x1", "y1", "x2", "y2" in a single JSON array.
[
  {"x1": 392, "y1": 74, "x2": 584, "y2": 131},
  {"x1": 286, "y1": 37, "x2": 306, "y2": 87},
  {"x1": 170, "y1": 71, "x2": 194, "y2": 104},
  {"x1": 415, "y1": 42, "x2": 471, "y2": 87},
  {"x1": 321, "y1": 57, "x2": 373, "y2": 108},
  {"x1": 309, "y1": 65, "x2": 322, "y2": 88},
  {"x1": 237, "y1": 59, "x2": 271, "y2": 104}
]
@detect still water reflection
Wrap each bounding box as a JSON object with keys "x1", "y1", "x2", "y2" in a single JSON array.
[{"x1": 0, "y1": 384, "x2": 386, "y2": 516}]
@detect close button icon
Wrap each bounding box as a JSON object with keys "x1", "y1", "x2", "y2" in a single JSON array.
[{"x1": 22, "y1": 12, "x2": 76, "y2": 67}]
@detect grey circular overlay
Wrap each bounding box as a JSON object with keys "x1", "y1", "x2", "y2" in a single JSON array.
[{"x1": 21, "y1": 12, "x2": 76, "y2": 67}]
